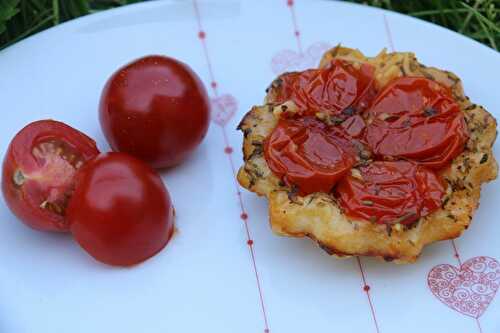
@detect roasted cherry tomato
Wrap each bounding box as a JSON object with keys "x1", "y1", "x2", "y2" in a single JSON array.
[
  {"x1": 67, "y1": 152, "x2": 174, "y2": 266},
  {"x1": 365, "y1": 77, "x2": 468, "y2": 168},
  {"x1": 336, "y1": 161, "x2": 445, "y2": 225},
  {"x1": 341, "y1": 114, "x2": 366, "y2": 138},
  {"x1": 1, "y1": 120, "x2": 99, "y2": 232},
  {"x1": 264, "y1": 116, "x2": 357, "y2": 195},
  {"x1": 271, "y1": 60, "x2": 376, "y2": 116},
  {"x1": 99, "y1": 55, "x2": 210, "y2": 169}
]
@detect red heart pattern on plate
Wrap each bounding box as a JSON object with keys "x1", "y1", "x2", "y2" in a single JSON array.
[
  {"x1": 428, "y1": 256, "x2": 500, "y2": 318},
  {"x1": 271, "y1": 42, "x2": 331, "y2": 75},
  {"x1": 211, "y1": 94, "x2": 238, "y2": 127}
]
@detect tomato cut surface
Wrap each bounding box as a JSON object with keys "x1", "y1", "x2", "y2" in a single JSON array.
[
  {"x1": 264, "y1": 116, "x2": 357, "y2": 195},
  {"x1": 365, "y1": 77, "x2": 468, "y2": 168},
  {"x1": 1, "y1": 120, "x2": 99, "y2": 232},
  {"x1": 336, "y1": 161, "x2": 445, "y2": 225},
  {"x1": 272, "y1": 60, "x2": 376, "y2": 116}
]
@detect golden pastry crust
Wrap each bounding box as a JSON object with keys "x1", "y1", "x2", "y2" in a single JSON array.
[{"x1": 237, "y1": 46, "x2": 498, "y2": 263}]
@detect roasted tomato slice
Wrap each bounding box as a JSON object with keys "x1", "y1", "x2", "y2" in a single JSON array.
[
  {"x1": 365, "y1": 77, "x2": 469, "y2": 168},
  {"x1": 271, "y1": 60, "x2": 376, "y2": 116},
  {"x1": 2, "y1": 120, "x2": 99, "y2": 232},
  {"x1": 336, "y1": 161, "x2": 445, "y2": 225},
  {"x1": 264, "y1": 116, "x2": 358, "y2": 195},
  {"x1": 341, "y1": 114, "x2": 367, "y2": 138}
]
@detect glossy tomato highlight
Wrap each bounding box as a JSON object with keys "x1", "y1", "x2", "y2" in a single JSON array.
[
  {"x1": 2, "y1": 120, "x2": 99, "y2": 232},
  {"x1": 67, "y1": 152, "x2": 174, "y2": 266},
  {"x1": 336, "y1": 161, "x2": 445, "y2": 225},
  {"x1": 365, "y1": 77, "x2": 469, "y2": 168},
  {"x1": 272, "y1": 60, "x2": 376, "y2": 116},
  {"x1": 99, "y1": 55, "x2": 210, "y2": 169},
  {"x1": 264, "y1": 116, "x2": 357, "y2": 195}
]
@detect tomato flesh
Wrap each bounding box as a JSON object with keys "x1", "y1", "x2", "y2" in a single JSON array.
[
  {"x1": 264, "y1": 116, "x2": 357, "y2": 195},
  {"x1": 365, "y1": 77, "x2": 469, "y2": 168},
  {"x1": 2, "y1": 120, "x2": 99, "y2": 232},
  {"x1": 271, "y1": 60, "x2": 376, "y2": 116},
  {"x1": 336, "y1": 161, "x2": 445, "y2": 225},
  {"x1": 67, "y1": 152, "x2": 174, "y2": 266}
]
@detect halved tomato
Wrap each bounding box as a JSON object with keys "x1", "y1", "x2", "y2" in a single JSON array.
[
  {"x1": 67, "y1": 152, "x2": 174, "y2": 266},
  {"x1": 2, "y1": 120, "x2": 99, "y2": 232},
  {"x1": 264, "y1": 116, "x2": 357, "y2": 195},
  {"x1": 336, "y1": 161, "x2": 445, "y2": 225},
  {"x1": 271, "y1": 60, "x2": 377, "y2": 117},
  {"x1": 365, "y1": 77, "x2": 469, "y2": 168}
]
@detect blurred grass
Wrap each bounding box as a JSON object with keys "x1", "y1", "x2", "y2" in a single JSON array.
[
  {"x1": 348, "y1": 0, "x2": 499, "y2": 50},
  {"x1": 0, "y1": 0, "x2": 142, "y2": 50},
  {"x1": 0, "y1": 0, "x2": 499, "y2": 51}
]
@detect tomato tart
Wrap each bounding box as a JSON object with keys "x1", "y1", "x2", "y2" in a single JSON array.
[{"x1": 237, "y1": 46, "x2": 498, "y2": 263}]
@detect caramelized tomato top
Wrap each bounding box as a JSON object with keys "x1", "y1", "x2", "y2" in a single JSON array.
[
  {"x1": 272, "y1": 60, "x2": 376, "y2": 116},
  {"x1": 336, "y1": 161, "x2": 445, "y2": 225},
  {"x1": 263, "y1": 66, "x2": 468, "y2": 225},
  {"x1": 365, "y1": 77, "x2": 469, "y2": 168},
  {"x1": 265, "y1": 116, "x2": 357, "y2": 195}
]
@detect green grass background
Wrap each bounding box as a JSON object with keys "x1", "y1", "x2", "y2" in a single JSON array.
[{"x1": 0, "y1": 0, "x2": 498, "y2": 51}]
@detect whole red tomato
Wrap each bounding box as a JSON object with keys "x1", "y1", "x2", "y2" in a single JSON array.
[
  {"x1": 67, "y1": 152, "x2": 174, "y2": 266},
  {"x1": 99, "y1": 55, "x2": 210, "y2": 169},
  {"x1": 2, "y1": 120, "x2": 99, "y2": 232}
]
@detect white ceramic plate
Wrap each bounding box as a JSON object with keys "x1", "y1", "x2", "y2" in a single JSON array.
[{"x1": 1, "y1": 1, "x2": 499, "y2": 332}]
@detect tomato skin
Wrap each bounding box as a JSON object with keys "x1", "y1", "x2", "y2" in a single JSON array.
[
  {"x1": 67, "y1": 152, "x2": 174, "y2": 266},
  {"x1": 2, "y1": 120, "x2": 99, "y2": 232},
  {"x1": 99, "y1": 55, "x2": 210, "y2": 169},
  {"x1": 264, "y1": 116, "x2": 357, "y2": 195},
  {"x1": 336, "y1": 161, "x2": 445, "y2": 225},
  {"x1": 365, "y1": 77, "x2": 469, "y2": 168},
  {"x1": 264, "y1": 70, "x2": 465, "y2": 224},
  {"x1": 341, "y1": 114, "x2": 366, "y2": 138},
  {"x1": 272, "y1": 60, "x2": 376, "y2": 116}
]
